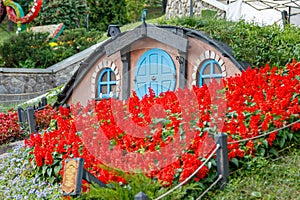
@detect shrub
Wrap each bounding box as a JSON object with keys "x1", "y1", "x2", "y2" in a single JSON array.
[
  {"x1": 0, "y1": 31, "x2": 50, "y2": 68},
  {"x1": 86, "y1": 0, "x2": 128, "y2": 31},
  {"x1": 158, "y1": 17, "x2": 300, "y2": 68},
  {"x1": 0, "y1": 109, "x2": 21, "y2": 144},
  {"x1": 125, "y1": 0, "x2": 146, "y2": 23},
  {"x1": 0, "y1": 28, "x2": 103, "y2": 68},
  {"x1": 32, "y1": 0, "x2": 87, "y2": 29}
]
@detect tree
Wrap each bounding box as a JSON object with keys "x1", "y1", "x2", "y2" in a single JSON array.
[
  {"x1": 33, "y1": 0, "x2": 87, "y2": 29},
  {"x1": 125, "y1": 0, "x2": 146, "y2": 23},
  {"x1": 87, "y1": 0, "x2": 128, "y2": 31}
]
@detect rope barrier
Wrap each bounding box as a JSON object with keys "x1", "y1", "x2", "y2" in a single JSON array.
[
  {"x1": 196, "y1": 174, "x2": 223, "y2": 200},
  {"x1": 228, "y1": 119, "x2": 300, "y2": 145},
  {"x1": 154, "y1": 144, "x2": 221, "y2": 200}
]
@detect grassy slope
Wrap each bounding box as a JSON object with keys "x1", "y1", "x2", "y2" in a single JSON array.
[{"x1": 209, "y1": 146, "x2": 300, "y2": 200}]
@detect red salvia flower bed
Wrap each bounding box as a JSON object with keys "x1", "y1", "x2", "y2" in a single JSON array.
[{"x1": 17, "y1": 61, "x2": 300, "y2": 188}]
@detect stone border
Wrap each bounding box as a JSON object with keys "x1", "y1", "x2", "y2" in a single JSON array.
[
  {"x1": 191, "y1": 50, "x2": 226, "y2": 86},
  {"x1": 90, "y1": 60, "x2": 121, "y2": 99}
]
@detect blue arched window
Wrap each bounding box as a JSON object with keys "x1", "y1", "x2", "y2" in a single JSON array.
[
  {"x1": 97, "y1": 68, "x2": 117, "y2": 98},
  {"x1": 198, "y1": 59, "x2": 222, "y2": 86}
]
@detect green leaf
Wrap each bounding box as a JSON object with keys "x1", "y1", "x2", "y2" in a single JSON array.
[
  {"x1": 42, "y1": 165, "x2": 47, "y2": 176},
  {"x1": 54, "y1": 165, "x2": 61, "y2": 176},
  {"x1": 208, "y1": 161, "x2": 212, "y2": 169},
  {"x1": 269, "y1": 148, "x2": 279, "y2": 157},
  {"x1": 251, "y1": 191, "x2": 262, "y2": 198},
  {"x1": 47, "y1": 167, "x2": 53, "y2": 177},
  {"x1": 287, "y1": 133, "x2": 294, "y2": 140},
  {"x1": 279, "y1": 137, "x2": 286, "y2": 148},
  {"x1": 262, "y1": 139, "x2": 269, "y2": 148},
  {"x1": 231, "y1": 158, "x2": 239, "y2": 168},
  {"x1": 259, "y1": 148, "x2": 266, "y2": 157},
  {"x1": 210, "y1": 159, "x2": 217, "y2": 167}
]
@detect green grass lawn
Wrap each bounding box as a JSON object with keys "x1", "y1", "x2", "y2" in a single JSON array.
[{"x1": 210, "y1": 146, "x2": 300, "y2": 200}]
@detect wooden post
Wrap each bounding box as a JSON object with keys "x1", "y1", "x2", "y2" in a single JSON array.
[
  {"x1": 121, "y1": 52, "x2": 130, "y2": 100},
  {"x1": 177, "y1": 51, "x2": 187, "y2": 89},
  {"x1": 215, "y1": 132, "x2": 229, "y2": 188}
]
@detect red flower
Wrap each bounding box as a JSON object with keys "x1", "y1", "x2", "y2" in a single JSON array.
[
  {"x1": 267, "y1": 132, "x2": 277, "y2": 146},
  {"x1": 45, "y1": 151, "x2": 54, "y2": 165}
]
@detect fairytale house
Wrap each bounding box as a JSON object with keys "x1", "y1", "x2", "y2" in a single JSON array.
[{"x1": 56, "y1": 22, "x2": 246, "y2": 106}]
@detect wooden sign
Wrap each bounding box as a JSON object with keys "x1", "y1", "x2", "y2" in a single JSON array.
[{"x1": 61, "y1": 158, "x2": 84, "y2": 196}]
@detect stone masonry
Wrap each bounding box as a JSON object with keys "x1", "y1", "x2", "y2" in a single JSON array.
[{"x1": 165, "y1": 0, "x2": 226, "y2": 19}]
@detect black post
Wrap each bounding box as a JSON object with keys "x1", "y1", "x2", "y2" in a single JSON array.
[
  {"x1": 17, "y1": 106, "x2": 25, "y2": 124},
  {"x1": 26, "y1": 106, "x2": 36, "y2": 133},
  {"x1": 215, "y1": 133, "x2": 229, "y2": 188},
  {"x1": 190, "y1": 0, "x2": 193, "y2": 17},
  {"x1": 282, "y1": 10, "x2": 289, "y2": 27},
  {"x1": 82, "y1": 168, "x2": 107, "y2": 188},
  {"x1": 41, "y1": 97, "x2": 47, "y2": 107}
]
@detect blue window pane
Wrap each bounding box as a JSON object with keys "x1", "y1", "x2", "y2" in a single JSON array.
[
  {"x1": 98, "y1": 68, "x2": 117, "y2": 98},
  {"x1": 199, "y1": 59, "x2": 223, "y2": 86}
]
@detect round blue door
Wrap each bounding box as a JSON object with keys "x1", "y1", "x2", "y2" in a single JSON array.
[{"x1": 134, "y1": 48, "x2": 176, "y2": 99}]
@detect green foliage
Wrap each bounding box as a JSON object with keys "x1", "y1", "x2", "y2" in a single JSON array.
[
  {"x1": 15, "y1": 0, "x2": 33, "y2": 14},
  {"x1": 0, "y1": 31, "x2": 51, "y2": 68},
  {"x1": 125, "y1": 0, "x2": 146, "y2": 23},
  {"x1": 86, "y1": 0, "x2": 128, "y2": 31},
  {"x1": 158, "y1": 17, "x2": 300, "y2": 68},
  {"x1": 0, "y1": 28, "x2": 103, "y2": 68},
  {"x1": 78, "y1": 171, "x2": 213, "y2": 200},
  {"x1": 0, "y1": 56, "x2": 5, "y2": 67},
  {"x1": 79, "y1": 172, "x2": 163, "y2": 200},
  {"x1": 210, "y1": 147, "x2": 300, "y2": 200},
  {"x1": 33, "y1": 0, "x2": 87, "y2": 29},
  {"x1": 146, "y1": 0, "x2": 162, "y2": 6},
  {"x1": 59, "y1": 28, "x2": 103, "y2": 51},
  {"x1": 45, "y1": 85, "x2": 64, "y2": 105}
]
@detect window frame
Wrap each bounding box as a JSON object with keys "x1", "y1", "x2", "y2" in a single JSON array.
[
  {"x1": 198, "y1": 59, "x2": 223, "y2": 86},
  {"x1": 97, "y1": 68, "x2": 117, "y2": 99}
]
